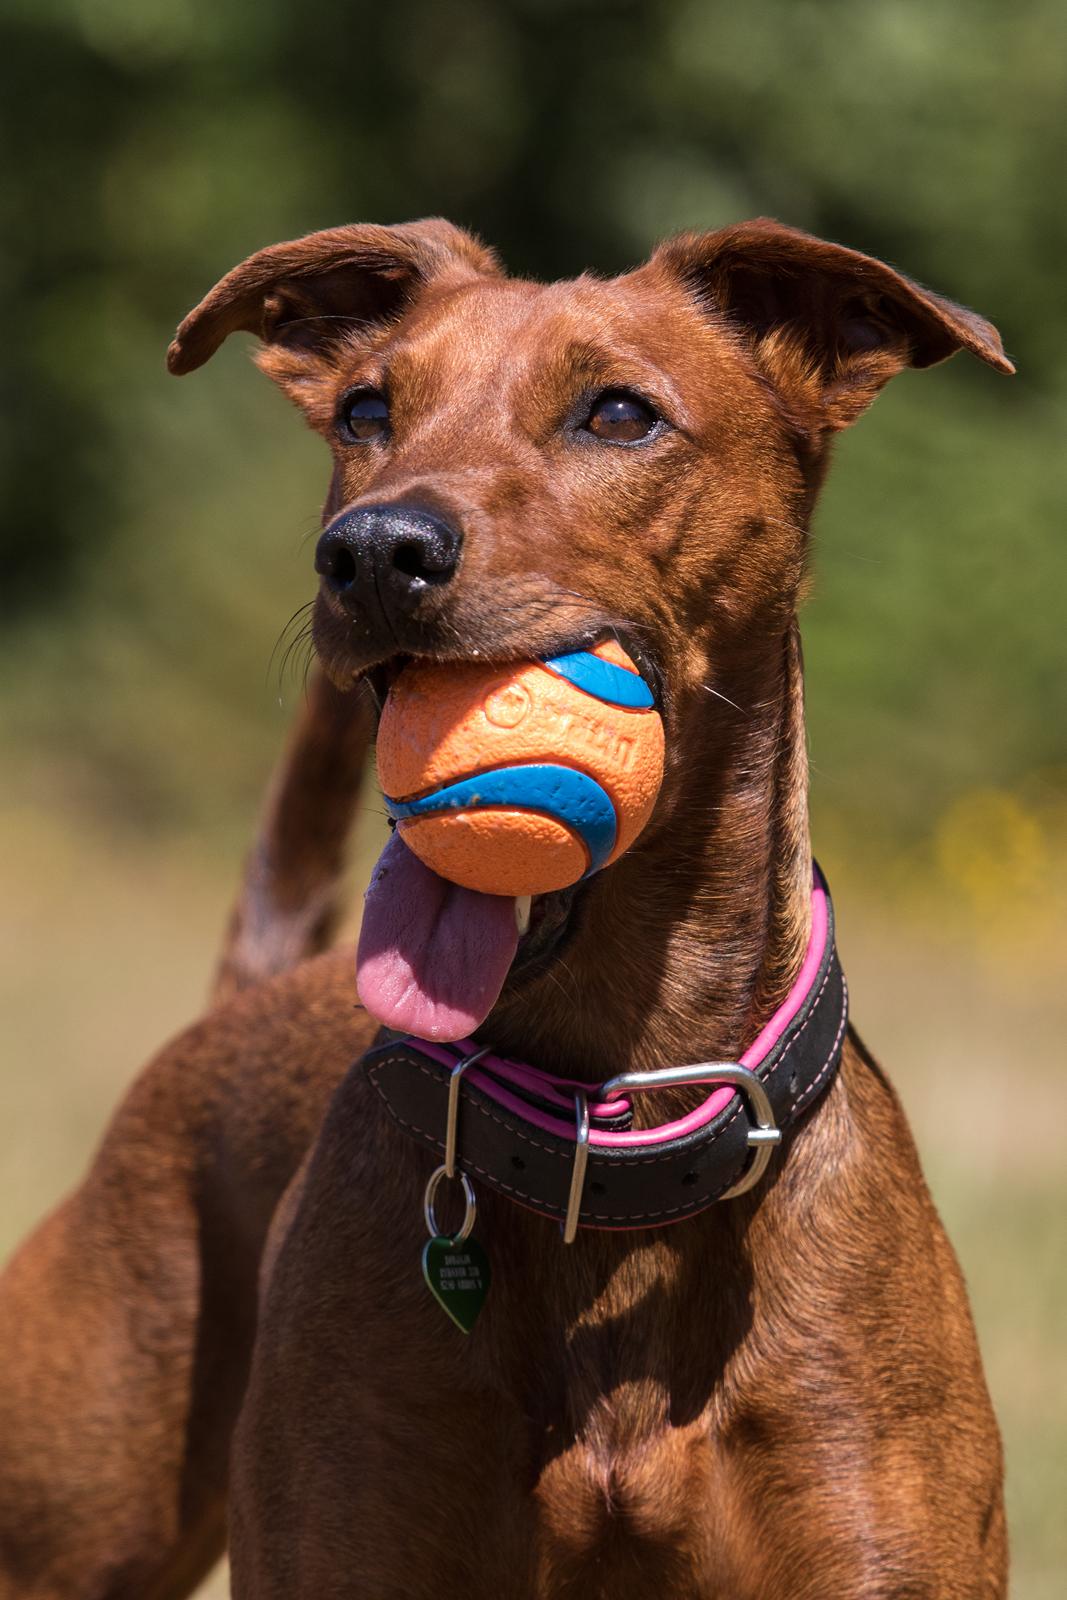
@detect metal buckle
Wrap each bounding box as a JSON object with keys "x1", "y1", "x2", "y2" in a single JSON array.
[
  {"x1": 600, "y1": 1061, "x2": 782, "y2": 1200},
  {"x1": 560, "y1": 1089, "x2": 590, "y2": 1245},
  {"x1": 422, "y1": 1045, "x2": 491, "y2": 1244}
]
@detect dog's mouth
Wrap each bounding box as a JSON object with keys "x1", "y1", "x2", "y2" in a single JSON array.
[
  {"x1": 354, "y1": 633, "x2": 657, "y2": 1043},
  {"x1": 356, "y1": 829, "x2": 584, "y2": 1042}
]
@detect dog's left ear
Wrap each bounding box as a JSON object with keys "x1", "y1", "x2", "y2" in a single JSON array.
[
  {"x1": 166, "y1": 219, "x2": 501, "y2": 377},
  {"x1": 652, "y1": 218, "x2": 1013, "y2": 430}
]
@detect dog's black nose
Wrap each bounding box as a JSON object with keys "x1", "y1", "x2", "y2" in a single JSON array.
[{"x1": 315, "y1": 504, "x2": 462, "y2": 612}]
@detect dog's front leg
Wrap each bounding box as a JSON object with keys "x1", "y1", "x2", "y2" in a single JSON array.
[{"x1": 228, "y1": 1068, "x2": 546, "y2": 1600}]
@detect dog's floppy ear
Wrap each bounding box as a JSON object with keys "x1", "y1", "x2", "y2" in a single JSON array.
[
  {"x1": 166, "y1": 219, "x2": 501, "y2": 377},
  {"x1": 652, "y1": 218, "x2": 1013, "y2": 430}
]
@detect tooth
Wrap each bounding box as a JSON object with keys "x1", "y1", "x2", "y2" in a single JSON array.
[{"x1": 514, "y1": 895, "x2": 532, "y2": 935}]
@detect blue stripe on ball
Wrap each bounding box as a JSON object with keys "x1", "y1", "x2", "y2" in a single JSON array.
[
  {"x1": 542, "y1": 650, "x2": 654, "y2": 709},
  {"x1": 384, "y1": 763, "x2": 618, "y2": 875}
]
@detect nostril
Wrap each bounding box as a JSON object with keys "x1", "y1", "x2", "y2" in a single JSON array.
[
  {"x1": 391, "y1": 535, "x2": 456, "y2": 585},
  {"x1": 324, "y1": 544, "x2": 357, "y2": 591},
  {"x1": 393, "y1": 540, "x2": 429, "y2": 580}
]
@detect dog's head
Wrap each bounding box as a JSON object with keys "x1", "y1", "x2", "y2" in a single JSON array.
[
  {"x1": 171, "y1": 220, "x2": 1011, "y2": 1061},
  {"x1": 171, "y1": 217, "x2": 1009, "y2": 704}
]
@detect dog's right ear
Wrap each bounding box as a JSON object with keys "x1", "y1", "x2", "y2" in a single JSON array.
[
  {"x1": 651, "y1": 219, "x2": 1012, "y2": 432},
  {"x1": 166, "y1": 219, "x2": 501, "y2": 379}
]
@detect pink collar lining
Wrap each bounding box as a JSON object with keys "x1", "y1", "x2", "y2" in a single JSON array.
[{"x1": 409, "y1": 881, "x2": 829, "y2": 1149}]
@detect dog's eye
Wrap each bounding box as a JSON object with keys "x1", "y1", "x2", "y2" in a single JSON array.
[
  {"x1": 584, "y1": 390, "x2": 659, "y2": 443},
  {"x1": 340, "y1": 390, "x2": 389, "y2": 441}
]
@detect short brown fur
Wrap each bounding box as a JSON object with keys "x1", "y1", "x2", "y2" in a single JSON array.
[{"x1": 0, "y1": 218, "x2": 1011, "y2": 1598}]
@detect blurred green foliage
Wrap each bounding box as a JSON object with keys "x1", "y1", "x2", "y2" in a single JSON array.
[{"x1": 1, "y1": 0, "x2": 1064, "y2": 849}]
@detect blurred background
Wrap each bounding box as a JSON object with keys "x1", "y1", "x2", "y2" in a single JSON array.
[{"x1": 1, "y1": 1, "x2": 1064, "y2": 1593}]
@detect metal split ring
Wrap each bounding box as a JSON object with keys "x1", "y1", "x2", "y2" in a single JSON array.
[{"x1": 423, "y1": 1165, "x2": 478, "y2": 1243}]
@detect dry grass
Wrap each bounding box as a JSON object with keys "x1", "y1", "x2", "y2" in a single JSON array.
[{"x1": 1, "y1": 803, "x2": 1064, "y2": 1599}]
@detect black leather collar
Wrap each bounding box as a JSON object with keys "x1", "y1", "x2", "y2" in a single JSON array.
[{"x1": 363, "y1": 870, "x2": 848, "y2": 1231}]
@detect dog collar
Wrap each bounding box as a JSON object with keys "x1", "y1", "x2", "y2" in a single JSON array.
[{"x1": 363, "y1": 867, "x2": 847, "y2": 1234}]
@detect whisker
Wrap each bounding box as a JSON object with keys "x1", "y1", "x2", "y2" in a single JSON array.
[
  {"x1": 299, "y1": 635, "x2": 318, "y2": 697},
  {"x1": 276, "y1": 619, "x2": 316, "y2": 694},
  {"x1": 700, "y1": 683, "x2": 746, "y2": 714},
  {"x1": 298, "y1": 519, "x2": 325, "y2": 550},
  {"x1": 760, "y1": 515, "x2": 810, "y2": 540},
  {"x1": 268, "y1": 602, "x2": 315, "y2": 686},
  {"x1": 542, "y1": 961, "x2": 581, "y2": 1010}
]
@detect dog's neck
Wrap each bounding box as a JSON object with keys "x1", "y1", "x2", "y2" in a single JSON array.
[{"x1": 489, "y1": 619, "x2": 812, "y2": 1083}]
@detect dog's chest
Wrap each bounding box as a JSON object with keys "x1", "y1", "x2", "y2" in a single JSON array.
[
  {"x1": 495, "y1": 1240, "x2": 756, "y2": 1598},
  {"x1": 528, "y1": 1391, "x2": 744, "y2": 1599}
]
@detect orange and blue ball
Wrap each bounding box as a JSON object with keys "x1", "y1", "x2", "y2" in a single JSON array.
[{"x1": 376, "y1": 641, "x2": 665, "y2": 898}]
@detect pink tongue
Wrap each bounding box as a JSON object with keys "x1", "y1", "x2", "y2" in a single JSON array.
[{"x1": 356, "y1": 830, "x2": 519, "y2": 1042}]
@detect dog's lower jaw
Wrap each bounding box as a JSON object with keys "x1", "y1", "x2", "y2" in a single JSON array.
[{"x1": 486, "y1": 624, "x2": 813, "y2": 1090}]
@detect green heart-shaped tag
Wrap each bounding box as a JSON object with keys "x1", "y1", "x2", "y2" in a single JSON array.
[{"x1": 422, "y1": 1235, "x2": 491, "y2": 1334}]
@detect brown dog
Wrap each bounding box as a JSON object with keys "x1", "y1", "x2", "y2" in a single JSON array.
[{"x1": 0, "y1": 219, "x2": 1013, "y2": 1599}]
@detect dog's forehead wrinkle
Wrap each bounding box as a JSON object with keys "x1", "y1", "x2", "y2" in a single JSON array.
[
  {"x1": 335, "y1": 273, "x2": 643, "y2": 381},
  {"x1": 395, "y1": 275, "x2": 542, "y2": 354},
  {"x1": 386, "y1": 275, "x2": 701, "y2": 409}
]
